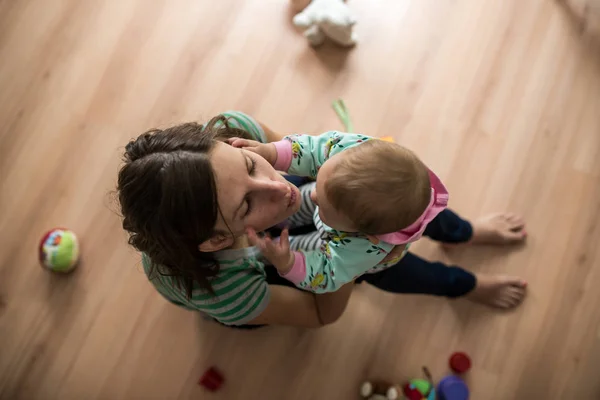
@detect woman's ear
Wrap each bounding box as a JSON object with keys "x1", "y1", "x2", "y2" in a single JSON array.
[{"x1": 198, "y1": 233, "x2": 233, "y2": 253}]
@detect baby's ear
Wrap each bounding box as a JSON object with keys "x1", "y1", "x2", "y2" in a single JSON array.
[{"x1": 198, "y1": 233, "x2": 233, "y2": 253}]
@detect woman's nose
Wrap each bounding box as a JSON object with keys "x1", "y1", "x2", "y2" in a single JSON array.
[{"x1": 257, "y1": 179, "x2": 288, "y2": 200}]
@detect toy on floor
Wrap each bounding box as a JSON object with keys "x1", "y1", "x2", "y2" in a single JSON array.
[
  {"x1": 199, "y1": 367, "x2": 224, "y2": 391},
  {"x1": 332, "y1": 98, "x2": 354, "y2": 131},
  {"x1": 291, "y1": 0, "x2": 358, "y2": 47},
  {"x1": 39, "y1": 228, "x2": 80, "y2": 273},
  {"x1": 331, "y1": 99, "x2": 396, "y2": 143},
  {"x1": 360, "y1": 380, "x2": 402, "y2": 400},
  {"x1": 449, "y1": 352, "x2": 471, "y2": 374},
  {"x1": 403, "y1": 367, "x2": 436, "y2": 400},
  {"x1": 436, "y1": 375, "x2": 469, "y2": 400}
]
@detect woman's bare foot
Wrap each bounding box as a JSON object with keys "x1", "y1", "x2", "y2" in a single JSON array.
[
  {"x1": 467, "y1": 274, "x2": 527, "y2": 309},
  {"x1": 469, "y1": 213, "x2": 527, "y2": 245}
]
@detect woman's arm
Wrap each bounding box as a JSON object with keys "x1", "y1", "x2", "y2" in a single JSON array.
[
  {"x1": 314, "y1": 281, "x2": 354, "y2": 324},
  {"x1": 246, "y1": 282, "x2": 354, "y2": 327}
]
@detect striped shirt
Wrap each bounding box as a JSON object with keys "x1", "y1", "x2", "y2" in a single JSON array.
[{"x1": 142, "y1": 111, "x2": 272, "y2": 326}]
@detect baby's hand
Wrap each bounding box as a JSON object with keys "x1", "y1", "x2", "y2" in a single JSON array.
[
  {"x1": 247, "y1": 228, "x2": 295, "y2": 274},
  {"x1": 227, "y1": 138, "x2": 277, "y2": 166}
]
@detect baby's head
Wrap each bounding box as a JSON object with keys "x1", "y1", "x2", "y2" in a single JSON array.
[{"x1": 312, "y1": 139, "x2": 432, "y2": 235}]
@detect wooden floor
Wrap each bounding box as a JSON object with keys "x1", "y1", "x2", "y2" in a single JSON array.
[{"x1": 2, "y1": 0, "x2": 600, "y2": 398}]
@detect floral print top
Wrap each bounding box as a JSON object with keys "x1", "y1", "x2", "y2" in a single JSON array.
[{"x1": 272, "y1": 131, "x2": 409, "y2": 293}]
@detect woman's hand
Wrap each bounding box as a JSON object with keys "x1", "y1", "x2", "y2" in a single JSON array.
[
  {"x1": 247, "y1": 227, "x2": 295, "y2": 274},
  {"x1": 228, "y1": 137, "x2": 278, "y2": 166}
]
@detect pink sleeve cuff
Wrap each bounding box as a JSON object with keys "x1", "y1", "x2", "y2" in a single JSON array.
[
  {"x1": 279, "y1": 251, "x2": 306, "y2": 284},
  {"x1": 273, "y1": 140, "x2": 293, "y2": 171}
]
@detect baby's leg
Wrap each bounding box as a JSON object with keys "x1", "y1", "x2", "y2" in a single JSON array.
[
  {"x1": 359, "y1": 253, "x2": 475, "y2": 297},
  {"x1": 468, "y1": 213, "x2": 527, "y2": 244},
  {"x1": 424, "y1": 209, "x2": 527, "y2": 245},
  {"x1": 359, "y1": 253, "x2": 527, "y2": 309},
  {"x1": 466, "y1": 274, "x2": 527, "y2": 309}
]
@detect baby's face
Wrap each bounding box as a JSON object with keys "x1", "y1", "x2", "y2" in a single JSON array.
[{"x1": 312, "y1": 153, "x2": 358, "y2": 232}]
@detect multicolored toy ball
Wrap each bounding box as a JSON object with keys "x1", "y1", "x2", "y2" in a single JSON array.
[
  {"x1": 404, "y1": 378, "x2": 436, "y2": 400},
  {"x1": 38, "y1": 228, "x2": 80, "y2": 273}
]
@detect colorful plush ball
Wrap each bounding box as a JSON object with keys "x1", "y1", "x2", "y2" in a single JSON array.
[
  {"x1": 39, "y1": 228, "x2": 80, "y2": 273},
  {"x1": 403, "y1": 379, "x2": 436, "y2": 400}
]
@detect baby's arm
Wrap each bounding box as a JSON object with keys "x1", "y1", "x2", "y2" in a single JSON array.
[
  {"x1": 290, "y1": 234, "x2": 395, "y2": 293},
  {"x1": 249, "y1": 228, "x2": 394, "y2": 293},
  {"x1": 273, "y1": 131, "x2": 372, "y2": 178},
  {"x1": 228, "y1": 131, "x2": 372, "y2": 177}
]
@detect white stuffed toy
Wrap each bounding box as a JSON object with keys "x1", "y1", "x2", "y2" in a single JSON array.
[{"x1": 293, "y1": 0, "x2": 358, "y2": 47}]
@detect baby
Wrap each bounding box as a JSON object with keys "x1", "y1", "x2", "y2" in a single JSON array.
[{"x1": 230, "y1": 131, "x2": 448, "y2": 293}]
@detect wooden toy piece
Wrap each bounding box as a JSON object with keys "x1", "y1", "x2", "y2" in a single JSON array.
[{"x1": 199, "y1": 367, "x2": 224, "y2": 391}]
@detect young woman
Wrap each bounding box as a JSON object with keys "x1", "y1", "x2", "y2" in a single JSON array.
[{"x1": 116, "y1": 111, "x2": 527, "y2": 328}]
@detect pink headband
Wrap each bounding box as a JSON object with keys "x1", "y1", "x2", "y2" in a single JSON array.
[{"x1": 375, "y1": 169, "x2": 449, "y2": 245}]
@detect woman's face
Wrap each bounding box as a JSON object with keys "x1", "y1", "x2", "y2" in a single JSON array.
[{"x1": 207, "y1": 141, "x2": 302, "y2": 245}]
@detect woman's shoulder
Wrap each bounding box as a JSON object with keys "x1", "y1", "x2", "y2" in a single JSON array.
[
  {"x1": 141, "y1": 248, "x2": 266, "y2": 285},
  {"x1": 141, "y1": 248, "x2": 271, "y2": 326},
  {"x1": 217, "y1": 111, "x2": 267, "y2": 143}
]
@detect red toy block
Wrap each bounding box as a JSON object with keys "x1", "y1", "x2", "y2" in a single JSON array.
[
  {"x1": 449, "y1": 352, "x2": 471, "y2": 374},
  {"x1": 199, "y1": 367, "x2": 224, "y2": 391}
]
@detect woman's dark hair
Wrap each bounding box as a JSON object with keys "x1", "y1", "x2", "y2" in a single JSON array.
[{"x1": 117, "y1": 115, "x2": 251, "y2": 297}]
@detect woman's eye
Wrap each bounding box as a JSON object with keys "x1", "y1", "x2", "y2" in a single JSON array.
[
  {"x1": 244, "y1": 155, "x2": 256, "y2": 218},
  {"x1": 244, "y1": 197, "x2": 252, "y2": 217},
  {"x1": 246, "y1": 155, "x2": 257, "y2": 175}
]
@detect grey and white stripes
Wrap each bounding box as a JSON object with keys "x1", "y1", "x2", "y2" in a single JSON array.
[{"x1": 287, "y1": 182, "x2": 324, "y2": 252}]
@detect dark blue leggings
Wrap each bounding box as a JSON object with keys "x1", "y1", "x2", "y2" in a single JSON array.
[{"x1": 355, "y1": 209, "x2": 476, "y2": 297}]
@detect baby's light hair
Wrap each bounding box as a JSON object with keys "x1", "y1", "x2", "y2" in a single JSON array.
[{"x1": 324, "y1": 139, "x2": 431, "y2": 235}]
